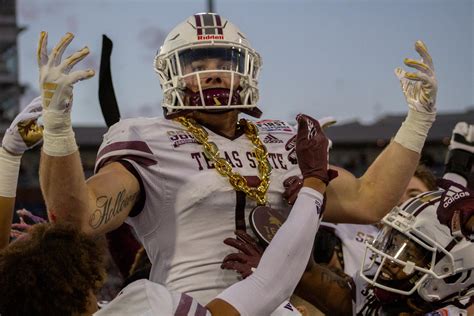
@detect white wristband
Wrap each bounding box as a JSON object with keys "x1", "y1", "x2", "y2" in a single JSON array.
[
  {"x1": 42, "y1": 110, "x2": 78, "y2": 157},
  {"x1": 0, "y1": 147, "x2": 21, "y2": 197},
  {"x1": 393, "y1": 108, "x2": 436, "y2": 154}
]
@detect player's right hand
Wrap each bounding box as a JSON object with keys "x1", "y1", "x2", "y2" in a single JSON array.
[
  {"x1": 395, "y1": 40, "x2": 437, "y2": 114},
  {"x1": 38, "y1": 31, "x2": 95, "y2": 114},
  {"x1": 1, "y1": 96, "x2": 43, "y2": 155},
  {"x1": 295, "y1": 114, "x2": 337, "y2": 184}
]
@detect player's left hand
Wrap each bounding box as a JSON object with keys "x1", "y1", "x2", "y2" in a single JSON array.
[
  {"x1": 284, "y1": 116, "x2": 337, "y2": 205},
  {"x1": 436, "y1": 179, "x2": 474, "y2": 240},
  {"x1": 1, "y1": 96, "x2": 43, "y2": 155},
  {"x1": 395, "y1": 40, "x2": 437, "y2": 114},
  {"x1": 221, "y1": 230, "x2": 263, "y2": 279}
]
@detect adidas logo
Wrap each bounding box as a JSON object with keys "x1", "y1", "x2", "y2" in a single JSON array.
[
  {"x1": 283, "y1": 302, "x2": 294, "y2": 311},
  {"x1": 263, "y1": 134, "x2": 283, "y2": 144},
  {"x1": 443, "y1": 186, "x2": 470, "y2": 208}
]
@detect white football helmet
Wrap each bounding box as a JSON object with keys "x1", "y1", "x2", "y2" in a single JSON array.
[
  {"x1": 154, "y1": 13, "x2": 262, "y2": 118},
  {"x1": 361, "y1": 188, "x2": 474, "y2": 303}
]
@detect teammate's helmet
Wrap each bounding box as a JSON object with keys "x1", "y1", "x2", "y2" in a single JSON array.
[
  {"x1": 154, "y1": 13, "x2": 262, "y2": 119},
  {"x1": 361, "y1": 186, "x2": 474, "y2": 303}
]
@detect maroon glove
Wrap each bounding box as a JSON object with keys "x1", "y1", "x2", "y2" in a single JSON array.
[
  {"x1": 221, "y1": 230, "x2": 263, "y2": 279},
  {"x1": 282, "y1": 175, "x2": 304, "y2": 205},
  {"x1": 295, "y1": 114, "x2": 338, "y2": 183},
  {"x1": 436, "y1": 179, "x2": 474, "y2": 240}
]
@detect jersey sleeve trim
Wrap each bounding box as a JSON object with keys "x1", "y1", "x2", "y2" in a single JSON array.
[
  {"x1": 175, "y1": 293, "x2": 193, "y2": 315},
  {"x1": 97, "y1": 140, "x2": 153, "y2": 158},
  {"x1": 95, "y1": 141, "x2": 157, "y2": 173}
]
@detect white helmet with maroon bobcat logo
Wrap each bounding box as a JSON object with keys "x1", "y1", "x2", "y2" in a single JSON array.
[{"x1": 154, "y1": 13, "x2": 262, "y2": 119}]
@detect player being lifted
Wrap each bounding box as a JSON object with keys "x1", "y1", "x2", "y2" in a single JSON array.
[{"x1": 39, "y1": 13, "x2": 437, "y2": 304}]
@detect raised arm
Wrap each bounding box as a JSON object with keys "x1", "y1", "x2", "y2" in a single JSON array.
[
  {"x1": 324, "y1": 40, "x2": 438, "y2": 223},
  {"x1": 0, "y1": 97, "x2": 43, "y2": 248},
  {"x1": 37, "y1": 32, "x2": 139, "y2": 235}
]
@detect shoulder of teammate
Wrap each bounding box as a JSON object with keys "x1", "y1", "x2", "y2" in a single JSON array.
[{"x1": 95, "y1": 117, "x2": 168, "y2": 173}]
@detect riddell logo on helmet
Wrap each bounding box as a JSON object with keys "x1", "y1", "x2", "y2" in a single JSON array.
[
  {"x1": 443, "y1": 191, "x2": 470, "y2": 208},
  {"x1": 197, "y1": 34, "x2": 224, "y2": 40}
]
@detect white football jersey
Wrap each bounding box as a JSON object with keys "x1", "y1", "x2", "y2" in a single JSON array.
[
  {"x1": 95, "y1": 117, "x2": 300, "y2": 305},
  {"x1": 322, "y1": 222, "x2": 380, "y2": 277},
  {"x1": 95, "y1": 279, "x2": 301, "y2": 316}
]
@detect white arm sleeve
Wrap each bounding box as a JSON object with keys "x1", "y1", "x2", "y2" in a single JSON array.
[{"x1": 216, "y1": 187, "x2": 324, "y2": 316}]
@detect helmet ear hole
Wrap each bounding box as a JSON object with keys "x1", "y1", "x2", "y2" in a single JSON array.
[{"x1": 443, "y1": 272, "x2": 463, "y2": 284}]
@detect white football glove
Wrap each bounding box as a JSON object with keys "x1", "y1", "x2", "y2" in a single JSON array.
[
  {"x1": 319, "y1": 116, "x2": 336, "y2": 150},
  {"x1": 1, "y1": 96, "x2": 43, "y2": 155},
  {"x1": 449, "y1": 122, "x2": 474, "y2": 153},
  {"x1": 38, "y1": 31, "x2": 95, "y2": 114},
  {"x1": 395, "y1": 40, "x2": 437, "y2": 114},
  {"x1": 319, "y1": 116, "x2": 337, "y2": 130}
]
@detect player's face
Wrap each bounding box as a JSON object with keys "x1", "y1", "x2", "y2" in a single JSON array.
[
  {"x1": 182, "y1": 58, "x2": 241, "y2": 92},
  {"x1": 379, "y1": 231, "x2": 430, "y2": 282},
  {"x1": 398, "y1": 176, "x2": 430, "y2": 206}
]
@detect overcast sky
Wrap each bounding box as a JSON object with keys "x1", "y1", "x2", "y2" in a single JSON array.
[{"x1": 17, "y1": 0, "x2": 473, "y2": 126}]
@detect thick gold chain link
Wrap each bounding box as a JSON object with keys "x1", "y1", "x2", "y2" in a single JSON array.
[{"x1": 175, "y1": 117, "x2": 271, "y2": 205}]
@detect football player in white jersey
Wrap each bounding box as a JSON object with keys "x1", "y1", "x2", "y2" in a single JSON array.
[
  {"x1": 1, "y1": 114, "x2": 332, "y2": 315},
  {"x1": 38, "y1": 13, "x2": 438, "y2": 304}
]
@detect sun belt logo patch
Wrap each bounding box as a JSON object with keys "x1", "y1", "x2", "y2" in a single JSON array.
[
  {"x1": 167, "y1": 130, "x2": 198, "y2": 148},
  {"x1": 194, "y1": 14, "x2": 224, "y2": 40},
  {"x1": 256, "y1": 120, "x2": 294, "y2": 133}
]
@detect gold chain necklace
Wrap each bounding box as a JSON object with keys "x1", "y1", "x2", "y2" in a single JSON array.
[{"x1": 175, "y1": 116, "x2": 272, "y2": 205}]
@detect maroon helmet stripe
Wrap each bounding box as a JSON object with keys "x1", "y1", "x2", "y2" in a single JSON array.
[
  {"x1": 195, "y1": 13, "x2": 224, "y2": 39},
  {"x1": 215, "y1": 15, "x2": 223, "y2": 34},
  {"x1": 175, "y1": 293, "x2": 192, "y2": 315},
  {"x1": 194, "y1": 15, "x2": 203, "y2": 35},
  {"x1": 215, "y1": 15, "x2": 222, "y2": 26}
]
